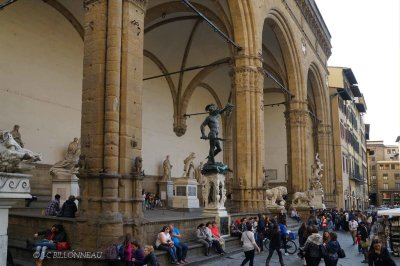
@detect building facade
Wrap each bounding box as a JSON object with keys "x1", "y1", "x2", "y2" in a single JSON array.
[
  {"x1": 367, "y1": 141, "x2": 400, "y2": 206},
  {"x1": 1, "y1": 0, "x2": 345, "y2": 249},
  {"x1": 329, "y1": 67, "x2": 368, "y2": 210}
]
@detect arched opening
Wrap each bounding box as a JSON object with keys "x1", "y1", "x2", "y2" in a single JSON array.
[
  {"x1": 262, "y1": 11, "x2": 302, "y2": 189},
  {"x1": 142, "y1": 1, "x2": 234, "y2": 192}
]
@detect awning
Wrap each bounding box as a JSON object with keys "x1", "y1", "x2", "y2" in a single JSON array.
[
  {"x1": 351, "y1": 85, "x2": 362, "y2": 97},
  {"x1": 378, "y1": 208, "x2": 400, "y2": 216},
  {"x1": 337, "y1": 88, "x2": 352, "y2": 101},
  {"x1": 343, "y1": 68, "x2": 358, "y2": 85},
  {"x1": 356, "y1": 103, "x2": 367, "y2": 113}
]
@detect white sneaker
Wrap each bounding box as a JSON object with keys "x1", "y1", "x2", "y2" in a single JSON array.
[{"x1": 285, "y1": 253, "x2": 289, "y2": 256}]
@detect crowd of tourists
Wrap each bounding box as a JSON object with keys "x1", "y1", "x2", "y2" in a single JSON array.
[
  {"x1": 296, "y1": 208, "x2": 397, "y2": 266},
  {"x1": 34, "y1": 202, "x2": 399, "y2": 266}
]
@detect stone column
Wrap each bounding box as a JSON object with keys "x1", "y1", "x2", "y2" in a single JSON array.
[
  {"x1": 231, "y1": 55, "x2": 265, "y2": 212},
  {"x1": 78, "y1": 0, "x2": 147, "y2": 250},
  {"x1": 285, "y1": 99, "x2": 309, "y2": 193},
  {"x1": 0, "y1": 173, "x2": 31, "y2": 266},
  {"x1": 317, "y1": 123, "x2": 335, "y2": 207}
]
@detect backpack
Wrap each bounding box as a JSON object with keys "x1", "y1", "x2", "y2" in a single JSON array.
[{"x1": 105, "y1": 244, "x2": 123, "y2": 260}]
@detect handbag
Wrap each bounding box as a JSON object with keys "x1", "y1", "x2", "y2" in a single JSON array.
[
  {"x1": 338, "y1": 247, "x2": 346, "y2": 258},
  {"x1": 56, "y1": 241, "x2": 71, "y2": 251},
  {"x1": 361, "y1": 239, "x2": 370, "y2": 249}
]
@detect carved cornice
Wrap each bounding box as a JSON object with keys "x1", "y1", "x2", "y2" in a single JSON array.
[
  {"x1": 294, "y1": 0, "x2": 332, "y2": 57},
  {"x1": 126, "y1": 0, "x2": 148, "y2": 11},
  {"x1": 84, "y1": 0, "x2": 102, "y2": 8},
  {"x1": 0, "y1": 172, "x2": 31, "y2": 194}
]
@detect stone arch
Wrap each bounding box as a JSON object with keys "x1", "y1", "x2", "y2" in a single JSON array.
[
  {"x1": 307, "y1": 62, "x2": 329, "y2": 125},
  {"x1": 42, "y1": 0, "x2": 83, "y2": 40},
  {"x1": 264, "y1": 9, "x2": 303, "y2": 98},
  {"x1": 143, "y1": 49, "x2": 178, "y2": 113}
]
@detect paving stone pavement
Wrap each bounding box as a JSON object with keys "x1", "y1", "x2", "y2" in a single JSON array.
[{"x1": 204, "y1": 230, "x2": 400, "y2": 266}]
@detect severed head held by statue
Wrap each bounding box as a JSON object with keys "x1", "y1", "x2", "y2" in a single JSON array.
[{"x1": 200, "y1": 103, "x2": 233, "y2": 175}]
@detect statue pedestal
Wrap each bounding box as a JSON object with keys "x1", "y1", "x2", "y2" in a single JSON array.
[
  {"x1": 0, "y1": 172, "x2": 31, "y2": 266},
  {"x1": 51, "y1": 172, "x2": 79, "y2": 206},
  {"x1": 266, "y1": 204, "x2": 286, "y2": 216},
  {"x1": 295, "y1": 206, "x2": 314, "y2": 222},
  {"x1": 310, "y1": 189, "x2": 325, "y2": 210},
  {"x1": 202, "y1": 173, "x2": 230, "y2": 236},
  {"x1": 158, "y1": 180, "x2": 174, "y2": 207},
  {"x1": 171, "y1": 178, "x2": 199, "y2": 210}
]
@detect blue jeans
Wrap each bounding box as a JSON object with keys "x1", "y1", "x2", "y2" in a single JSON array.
[
  {"x1": 157, "y1": 244, "x2": 178, "y2": 262},
  {"x1": 34, "y1": 240, "x2": 56, "y2": 249},
  {"x1": 174, "y1": 242, "x2": 188, "y2": 261},
  {"x1": 34, "y1": 240, "x2": 56, "y2": 260}
]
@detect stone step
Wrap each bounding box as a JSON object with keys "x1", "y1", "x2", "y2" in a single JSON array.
[
  {"x1": 9, "y1": 236, "x2": 243, "y2": 266},
  {"x1": 155, "y1": 236, "x2": 242, "y2": 265}
]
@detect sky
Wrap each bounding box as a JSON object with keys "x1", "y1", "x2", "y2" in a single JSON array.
[{"x1": 315, "y1": 0, "x2": 400, "y2": 145}]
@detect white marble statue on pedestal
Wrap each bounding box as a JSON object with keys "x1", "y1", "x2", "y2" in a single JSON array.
[
  {"x1": 290, "y1": 153, "x2": 326, "y2": 209},
  {"x1": 49, "y1": 138, "x2": 81, "y2": 205},
  {"x1": 162, "y1": 155, "x2": 173, "y2": 181}
]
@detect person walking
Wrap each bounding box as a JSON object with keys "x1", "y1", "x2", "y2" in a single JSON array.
[
  {"x1": 256, "y1": 214, "x2": 266, "y2": 252},
  {"x1": 349, "y1": 218, "x2": 359, "y2": 245},
  {"x1": 359, "y1": 221, "x2": 370, "y2": 263},
  {"x1": 240, "y1": 223, "x2": 260, "y2": 266},
  {"x1": 265, "y1": 223, "x2": 285, "y2": 266},
  {"x1": 303, "y1": 226, "x2": 323, "y2": 266},
  {"x1": 324, "y1": 232, "x2": 340, "y2": 266}
]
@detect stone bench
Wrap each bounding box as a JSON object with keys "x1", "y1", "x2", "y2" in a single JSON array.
[{"x1": 154, "y1": 236, "x2": 242, "y2": 265}]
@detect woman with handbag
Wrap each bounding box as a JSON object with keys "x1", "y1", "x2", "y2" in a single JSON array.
[
  {"x1": 325, "y1": 232, "x2": 341, "y2": 266},
  {"x1": 154, "y1": 226, "x2": 179, "y2": 264},
  {"x1": 31, "y1": 224, "x2": 67, "y2": 266},
  {"x1": 240, "y1": 223, "x2": 260, "y2": 266}
]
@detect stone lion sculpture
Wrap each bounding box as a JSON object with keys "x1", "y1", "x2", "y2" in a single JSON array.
[
  {"x1": 0, "y1": 131, "x2": 41, "y2": 172},
  {"x1": 265, "y1": 186, "x2": 288, "y2": 206},
  {"x1": 292, "y1": 190, "x2": 314, "y2": 207}
]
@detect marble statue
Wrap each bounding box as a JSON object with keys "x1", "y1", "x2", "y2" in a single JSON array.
[
  {"x1": 292, "y1": 190, "x2": 314, "y2": 207},
  {"x1": 200, "y1": 103, "x2": 233, "y2": 174},
  {"x1": 132, "y1": 156, "x2": 143, "y2": 176},
  {"x1": 265, "y1": 186, "x2": 288, "y2": 206},
  {"x1": 195, "y1": 161, "x2": 204, "y2": 183},
  {"x1": 183, "y1": 152, "x2": 195, "y2": 178},
  {"x1": 10, "y1": 125, "x2": 24, "y2": 148},
  {"x1": 49, "y1": 138, "x2": 80, "y2": 176},
  {"x1": 162, "y1": 155, "x2": 172, "y2": 181},
  {"x1": 0, "y1": 131, "x2": 41, "y2": 172},
  {"x1": 310, "y1": 153, "x2": 323, "y2": 191}
]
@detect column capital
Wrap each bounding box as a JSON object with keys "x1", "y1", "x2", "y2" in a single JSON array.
[
  {"x1": 318, "y1": 123, "x2": 332, "y2": 134},
  {"x1": 285, "y1": 109, "x2": 309, "y2": 128}
]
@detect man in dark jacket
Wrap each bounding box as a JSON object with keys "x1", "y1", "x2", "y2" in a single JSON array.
[
  {"x1": 358, "y1": 222, "x2": 369, "y2": 263},
  {"x1": 59, "y1": 195, "x2": 78, "y2": 218},
  {"x1": 256, "y1": 214, "x2": 266, "y2": 252}
]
